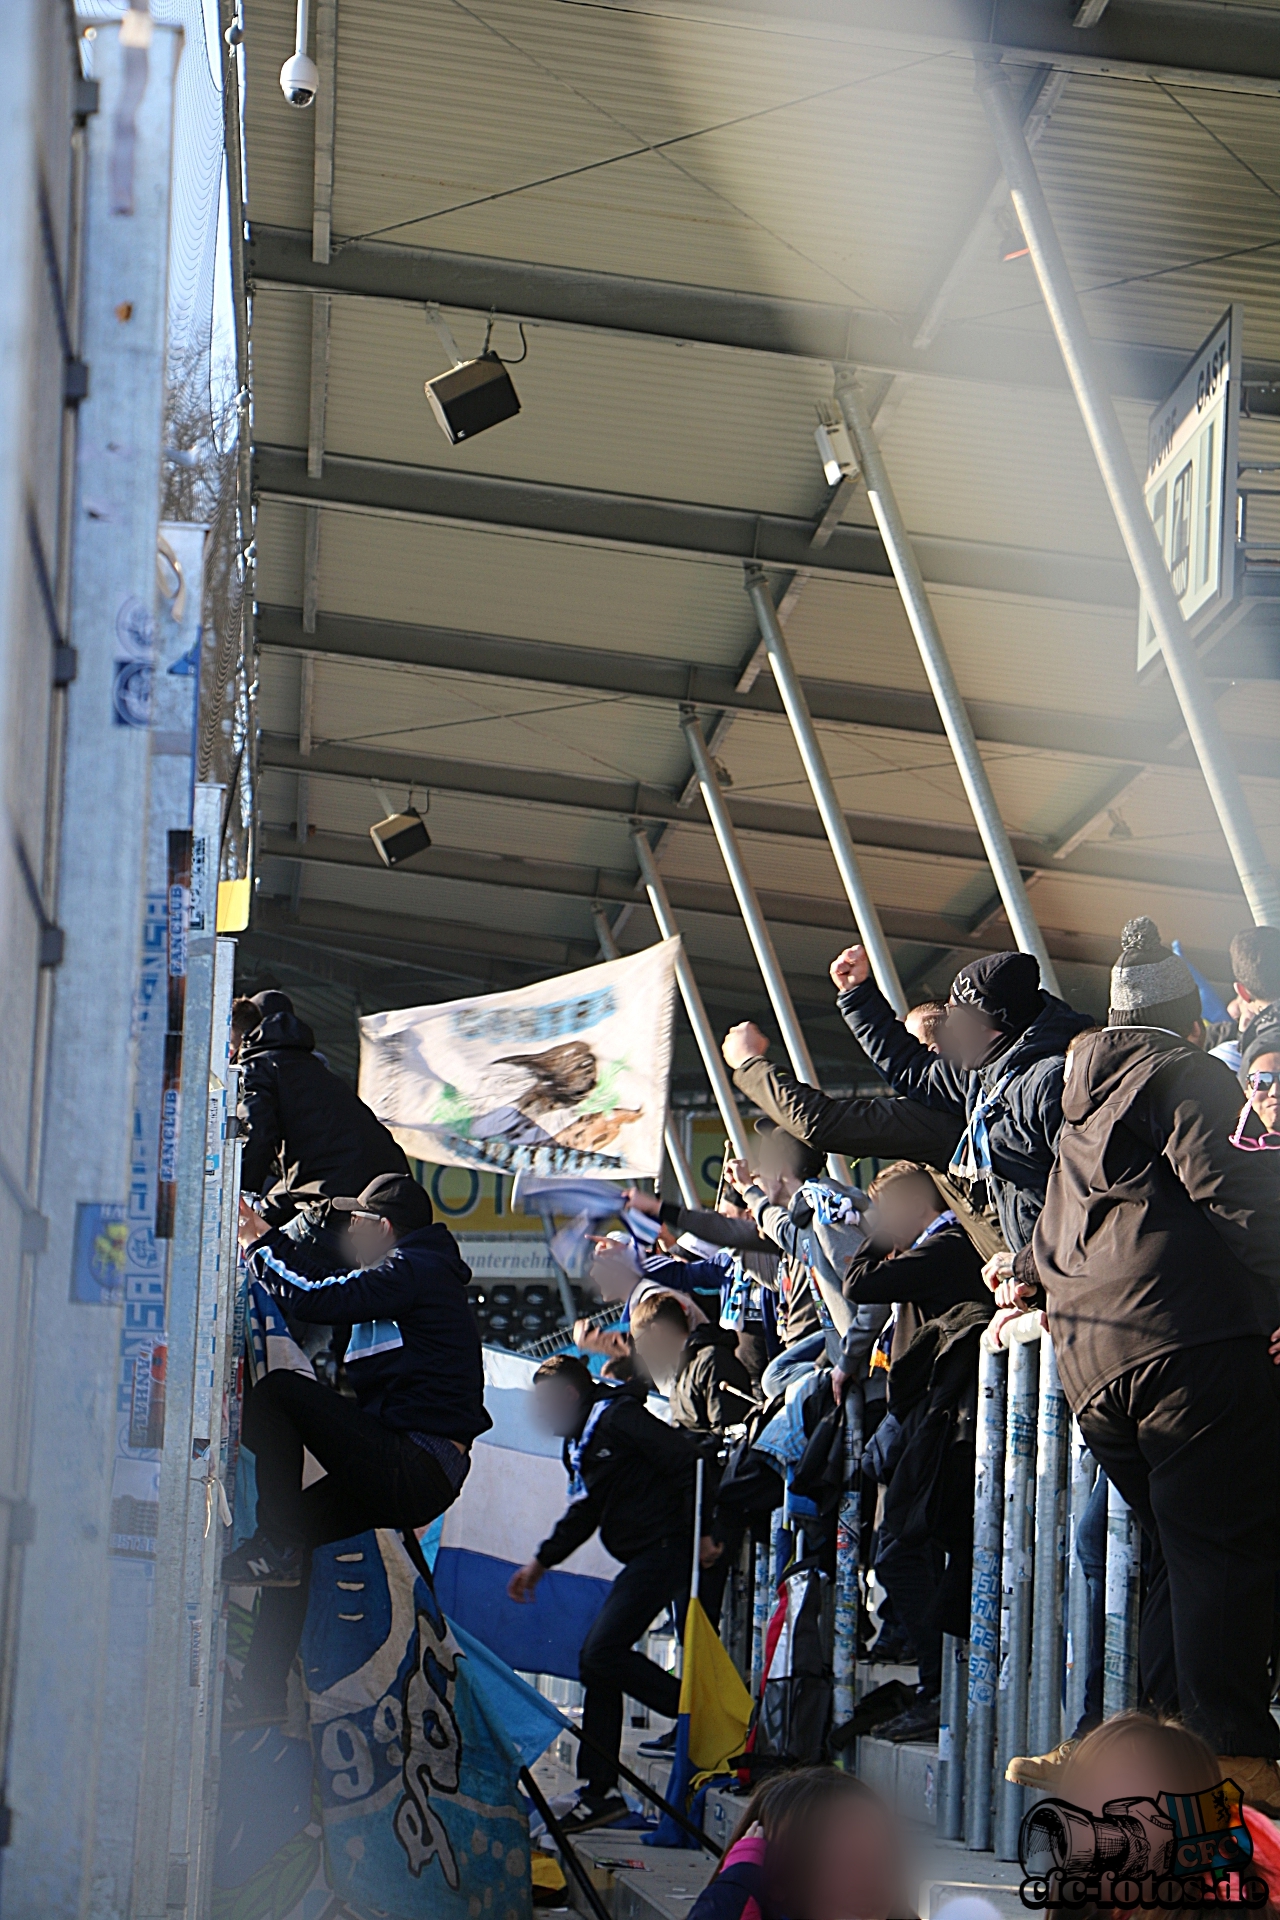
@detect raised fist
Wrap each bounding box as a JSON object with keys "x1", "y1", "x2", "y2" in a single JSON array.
[{"x1": 829, "y1": 946, "x2": 871, "y2": 992}]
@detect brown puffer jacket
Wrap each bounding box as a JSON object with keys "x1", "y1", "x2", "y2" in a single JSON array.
[{"x1": 1020, "y1": 1026, "x2": 1280, "y2": 1410}]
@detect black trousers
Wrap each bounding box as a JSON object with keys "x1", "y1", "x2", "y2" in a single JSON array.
[
  {"x1": 241, "y1": 1369, "x2": 458, "y2": 1703},
  {"x1": 1078, "y1": 1336, "x2": 1280, "y2": 1759},
  {"x1": 578, "y1": 1540, "x2": 689, "y2": 1796},
  {"x1": 875, "y1": 1536, "x2": 945, "y2": 1695}
]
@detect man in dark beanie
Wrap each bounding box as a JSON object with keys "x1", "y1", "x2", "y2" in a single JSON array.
[
  {"x1": 999, "y1": 918, "x2": 1280, "y2": 1808},
  {"x1": 232, "y1": 989, "x2": 409, "y2": 1250},
  {"x1": 828, "y1": 943, "x2": 1093, "y2": 1252}
]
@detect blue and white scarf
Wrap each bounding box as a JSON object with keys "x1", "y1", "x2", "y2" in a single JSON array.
[
  {"x1": 949, "y1": 1073, "x2": 1015, "y2": 1183},
  {"x1": 566, "y1": 1389, "x2": 620, "y2": 1502}
]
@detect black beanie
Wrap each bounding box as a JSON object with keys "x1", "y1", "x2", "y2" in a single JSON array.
[
  {"x1": 1241, "y1": 1005, "x2": 1280, "y2": 1086},
  {"x1": 949, "y1": 951, "x2": 1044, "y2": 1037}
]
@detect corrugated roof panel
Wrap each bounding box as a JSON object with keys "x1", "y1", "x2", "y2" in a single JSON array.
[
  {"x1": 283, "y1": 857, "x2": 606, "y2": 943},
  {"x1": 253, "y1": 498, "x2": 760, "y2": 665}
]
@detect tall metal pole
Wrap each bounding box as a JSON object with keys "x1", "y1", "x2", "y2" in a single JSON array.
[
  {"x1": 976, "y1": 59, "x2": 1280, "y2": 930},
  {"x1": 592, "y1": 906, "x2": 700, "y2": 1207},
  {"x1": 631, "y1": 829, "x2": 752, "y2": 1162},
  {"x1": 682, "y1": 709, "x2": 821, "y2": 1085},
  {"x1": 680, "y1": 713, "x2": 853, "y2": 1184},
  {"x1": 833, "y1": 375, "x2": 1063, "y2": 993},
  {"x1": 966, "y1": 1344, "x2": 1007, "y2": 1853},
  {"x1": 744, "y1": 566, "x2": 906, "y2": 1014},
  {"x1": 832, "y1": 1382, "x2": 864, "y2": 1732},
  {"x1": 939, "y1": 1635, "x2": 969, "y2": 1841},
  {"x1": 1028, "y1": 1338, "x2": 1069, "y2": 1759},
  {"x1": 994, "y1": 1336, "x2": 1039, "y2": 1861},
  {"x1": 1104, "y1": 1481, "x2": 1140, "y2": 1717}
]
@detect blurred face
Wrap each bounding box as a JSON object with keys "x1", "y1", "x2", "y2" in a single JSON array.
[
  {"x1": 632, "y1": 1316, "x2": 687, "y2": 1384},
  {"x1": 1248, "y1": 1051, "x2": 1280, "y2": 1134},
  {"x1": 941, "y1": 1001, "x2": 1005, "y2": 1070},
  {"x1": 1062, "y1": 1729, "x2": 1217, "y2": 1817},
  {"x1": 868, "y1": 1176, "x2": 937, "y2": 1252},
  {"x1": 533, "y1": 1377, "x2": 588, "y2": 1438},
  {"x1": 589, "y1": 1243, "x2": 638, "y2": 1302},
  {"x1": 801, "y1": 1796, "x2": 902, "y2": 1920},
  {"x1": 346, "y1": 1210, "x2": 396, "y2": 1267}
]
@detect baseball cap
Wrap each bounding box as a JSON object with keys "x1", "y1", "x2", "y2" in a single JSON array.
[{"x1": 331, "y1": 1172, "x2": 434, "y2": 1235}]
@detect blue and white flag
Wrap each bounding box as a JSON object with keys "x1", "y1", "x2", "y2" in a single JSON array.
[{"x1": 432, "y1": 1349, "x2": 621, "y2": 1680}]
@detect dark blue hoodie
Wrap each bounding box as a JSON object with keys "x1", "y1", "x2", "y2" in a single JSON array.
[
  {"x1": 247, "y1": 1223, "x2": 492, "y2": 1443},
  {"x1": 838, "y1": 978, "x2": 1095, "y2": 1251}
]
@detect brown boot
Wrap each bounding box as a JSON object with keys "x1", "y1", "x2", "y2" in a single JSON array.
[
  {"x1": 1217, "y1": 1757, "x2": 1280, "y2": 1819},
  {"x1": 1005, "y1": 1740, "x2": 1077, "y2": 1790}
]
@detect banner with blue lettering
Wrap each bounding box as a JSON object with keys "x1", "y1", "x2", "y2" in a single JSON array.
[{"x1": 357, "y1": 942, "x2": 679, "y2": 1180}]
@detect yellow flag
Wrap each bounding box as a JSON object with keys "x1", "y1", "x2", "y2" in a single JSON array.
[{"x1": 679, "y1": 1597, "x2": 753, "y2": 1777}]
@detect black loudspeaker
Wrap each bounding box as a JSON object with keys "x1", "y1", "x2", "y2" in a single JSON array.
[
  {"x1": 425, "y1": 353, "x2": 521, "y2": 444},
  {"x1": 370, "y1": 808, "x2": 431, "y2": 868}
]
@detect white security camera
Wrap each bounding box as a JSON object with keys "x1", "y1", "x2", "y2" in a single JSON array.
[{"x1": 279, "y1": 51, "x2": 318, "y2": 108}]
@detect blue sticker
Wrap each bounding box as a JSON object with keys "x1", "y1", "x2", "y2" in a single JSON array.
[{"x1": 71, "y1": 1201, "x2": 128, "y2": 1303}]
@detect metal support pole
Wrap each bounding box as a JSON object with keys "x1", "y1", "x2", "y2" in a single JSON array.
[
  {"x1": 631, "y1": 828, "x2": 751, "y2": 1162},
  {"x1": 751, "y1": 1538, "x2": 770, "y2": 1698},
  {"x1": 680, "y1": 711, "x2": 852, "y2": 1182},
  {"x1": 1104, "y1": 1481, "x2": 1140, "y2": 1717},
  {"x1": 1064, "y1": 1428, "x2": 1097, "y2": 1740},
  {"x1": 592, "y1": 905, "x2": 699, "y2": 1206},
  {"x1": 939, "y1": 1635, "x2": 969, "y2": 1841},
  {"x1": 833, "y1": 1383, "x2": 864, "y2": 1731},
  {"x1": 833, "y1": 376, "x2": 1062, "y2": 992},
  {"x1": 966, "y1": 1345, "x2": 1007, "y2": 1852},
  {"x1": 995, "y1": 1336, "x2": 1039, "y2": 1860},
  {"x1": 1028, "y1": 1338, "x2": 1069, "y2": 1759},
  {"x1": 976, "y1": 59, "x2": 1280, "y2": 929},
  {"x1": 744, "y1": 567, "x2": 906, "y2": 1013}
]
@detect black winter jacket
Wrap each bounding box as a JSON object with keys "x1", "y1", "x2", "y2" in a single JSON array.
[
  {"x1": 238, "y1": 996, "x2": 409, "y2": 1223},
  {"x1": 668, "y1": 1325, "x2": 758, "y2": 1435},
  {"x1": 248, "y1": 1223, "x2": 492, "y2": 1443},
  {"x1": 1018, "y1": 1027, "x2": 1280, "y2": 1410},
  {"x1": 732, "y1": 1055, "x2": 962, "y2": 1167},
  {"x1": 536, "y1": 1385, "x2": 696, "y2": 1568},
  {"x1": 843, "y1": 1221, "x2": 989, "y2": 1325},
  {"x1": 836, "y1": 980, "x2": 1095, "y2": 1251}
]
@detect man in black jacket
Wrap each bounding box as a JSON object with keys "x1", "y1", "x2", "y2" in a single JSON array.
[
  {"x1": 629, "y1": 1292, "x2": 757, "y2": 1437},
  {"x1": 840, "y1": 1162, "x2": 989, "y2": 1735},
  {"x1": 508, "y1": 1356, "x2": 702, "y2": 1833},
  {"x1": 1000, "y1": 920, "x2": 1280, "y2": 1811},
  {"x1": 233, "y1": 990, "x2": 409, "y2": 1243},
  {"x1": 828, "y1": 946, "x2": 1094, "y2": 1252},
  {"x1": 223, "y1": 1172, "x2": 491, "y2": 1723}
]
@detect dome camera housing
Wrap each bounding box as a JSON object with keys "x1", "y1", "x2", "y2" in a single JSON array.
[{"x1": 279, "y1": 51, "x2": 318, "y2": 107}]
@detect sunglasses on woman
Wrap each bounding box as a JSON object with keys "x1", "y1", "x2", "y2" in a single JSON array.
[{"x1": 1230, "y1": 1086, "x2": 1280, "y2": 1152}]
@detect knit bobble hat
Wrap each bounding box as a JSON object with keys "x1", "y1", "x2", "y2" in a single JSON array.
[{"x1": 1109, "y1": 917, "x2": 1198, "y2": 1013}]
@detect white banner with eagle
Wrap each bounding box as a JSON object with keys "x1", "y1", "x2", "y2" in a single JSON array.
[{"x1": 357, "y1": 939, "x2": 680, "y2": 1179}]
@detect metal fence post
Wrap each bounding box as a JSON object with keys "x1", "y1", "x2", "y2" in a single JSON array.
[
  {"x1": 976, "y1": 59, "x2": 1280, "y2": 930},
  {"x1": 1028, "y1": 1338, "x2": 1068, "y2": 1759},
  {"x1": 744, "y1": 567, "x2": 905, "y2": 1014},
  {"x1": 939, "y1": 1634, "x2": 969, "y2": 1841},
  {"x1": 1064, "y1": 1426, "x2": 1097, "y2": 1740},
  {"x1": 995, "y1": 1335, "x2": 1039, "y2": 1860},
  {"x1": 631, "y1": 828, "x2": 751, "y2": 1162},
  {"x1": 751, "y1": 1537, "x2": 770, "y2": 1698},
  {"x1": 833, "y1": 1383, "x2": 864, "y2": 1730},
  {"x1": 966, "y1": 1344, "x2": 1007, "y2": 1851},
  {"x1": 834, "y1": 374, "x2": 1062, "y2": 994},
  {"x1": 1104, "y1": 1481, "x2": 1140, "y2": 1716}
]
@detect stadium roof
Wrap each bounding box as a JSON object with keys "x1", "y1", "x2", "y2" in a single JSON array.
[{"x1": 234, "y1": 0, "x2": 1280, "y2": 1088}]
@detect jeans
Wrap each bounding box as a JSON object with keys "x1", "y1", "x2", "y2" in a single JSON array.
[
  {"x1": 578, "y1": 1540, "x2": 689, "y2": 1797},
  {"x1": 1072, "y1": 1467, "x2": 1109, "y2": 1738},
  {"x1": 1078, "y1": 1336, "x2": 1280, "y2": 1759},
  {"x1": 241, "y1": 1369, "x2": 461, "y2": 1704},
  {"x1": 760, "y1": 1331, "x2": 828, "y2": 1402}
]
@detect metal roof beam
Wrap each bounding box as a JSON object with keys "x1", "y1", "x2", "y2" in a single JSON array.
[
  {"x1": 255, "y1": 604, "x2": 1275, "y2": 781},
  {"x1": 256, "y1": 736, "x2": 1245, "y2": 897},
  {"x1": 257, "y1": 827, "x2": 1230, "y2": 973},
  {"x1": 253, "y1": 446, "x2": 1137, "y2": 609},
  {"x1": 247, "y1": 228, "x2": 1280, "y2": 406}
]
